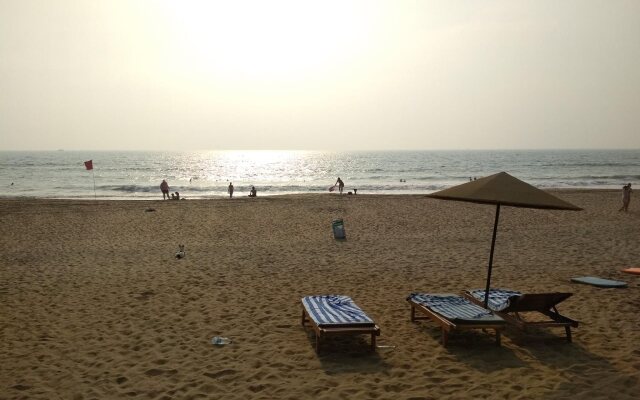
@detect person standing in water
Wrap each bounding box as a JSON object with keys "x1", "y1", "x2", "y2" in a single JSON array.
[
  {"x1": 335, "y1": 177, "x2": 344, "y2": 195},
  {"x1": 228, "y1": 182, "x2": 234, "y2": 198}
]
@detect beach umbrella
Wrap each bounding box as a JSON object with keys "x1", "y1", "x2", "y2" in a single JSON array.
[{"x1": 426, "y1": 172, "x2": 582, "y2": 307}]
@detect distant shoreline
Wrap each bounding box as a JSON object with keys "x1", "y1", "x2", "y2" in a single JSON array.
[{"x1": 0, "y1": 188, "x2": 623, "y2": 202}]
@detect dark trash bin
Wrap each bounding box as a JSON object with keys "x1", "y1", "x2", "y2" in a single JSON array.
[{"x1": 332, "y1": 219, "x2": 346, "y2": 240}]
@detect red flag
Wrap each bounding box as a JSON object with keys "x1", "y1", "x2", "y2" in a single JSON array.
[{"x1": 84, "y1": 160, "x2": 93, "y2": 170}]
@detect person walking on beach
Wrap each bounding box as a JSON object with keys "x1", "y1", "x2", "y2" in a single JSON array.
[
  {"x1": 160, "y1": 179, "x2": 170, "y2": 200},
  {"x1": 335, "y1": 177, "x2": 345, "y2": 195},
  {"x1": 619, "y1": 183, "x2": 632, "y2": 212},
  {"x1": 228, "y1": 182, "x2": 234, "y2": 198}
]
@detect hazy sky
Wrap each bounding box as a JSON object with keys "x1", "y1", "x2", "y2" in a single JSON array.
[{"x1": 1, "y1": 0, "x2": 639, "y2": 151}]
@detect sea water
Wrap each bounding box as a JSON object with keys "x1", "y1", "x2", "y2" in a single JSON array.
[{"x1": 0, "y1": 150, "x2": 638, "y2": 199}]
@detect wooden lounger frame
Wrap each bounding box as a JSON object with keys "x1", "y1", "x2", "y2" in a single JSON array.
[
  {"x1": 463, "y1": 292, "x2": 579, "y2": 342},
  {"x1": 407, "y1": 297, "x2": 504, "y2": 347},
  {"x1": 301, "y1": 306, "x2": 380, "y2": 352}
]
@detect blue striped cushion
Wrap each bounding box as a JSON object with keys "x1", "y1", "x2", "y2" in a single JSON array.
[
  {"x1": 468, "y1": 288, "x2": 522, "y2": 311},
  {"x1": 409, "y1": 293, "x2": 493, "y2": 321},
  {"x1": 302, "y1": 295, "x2": 375, "y2": 327}
]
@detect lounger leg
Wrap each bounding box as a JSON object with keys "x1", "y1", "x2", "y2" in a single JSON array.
[
  {"x1": 442, "y1": 329, "x2": 448, "y2": 347},
  {"x1": 410, "y1": 305, "x2": 416, "y2": 322},
  {"x1": 371, "y1": 333, "x2": 376, "y2": 350},
  {"x1": 315, "y1": 333, "x2": 320, "y2": 352},
  {"x1": 565, "y1": 326, "x2": 572, "y2": 343},
  {"x1": 496, "y1": 330, "x2": 501, "y2": 346},
  {"x1": 301, "y1": 309, "x2": 306, "y2": 326}
]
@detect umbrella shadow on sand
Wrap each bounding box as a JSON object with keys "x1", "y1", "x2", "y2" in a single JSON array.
[
  {"x1": 408, "y1": 322, "x2": 527, "y2": 372},
  {"x1": 513, "y1": 337, "x2": 639, "y2": 399}
]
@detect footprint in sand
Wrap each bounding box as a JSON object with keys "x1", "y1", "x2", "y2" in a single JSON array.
[
  {"x1": 135, "y1": 290, "x2": 155, "y2": 300},
  {"x1": 144, "y1": 368, "x2": 177, "y2": 377},
  {"x1": 203, "y1": 369, "x2": 237, "y2": 379}
]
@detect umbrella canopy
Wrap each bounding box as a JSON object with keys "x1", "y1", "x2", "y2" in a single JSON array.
[
  {"x1": 426, "y1": 172, "x2": 582, "y2": 307},
  {"x1": 428, "y1": 172, "x2": 582, "y2": 211}
]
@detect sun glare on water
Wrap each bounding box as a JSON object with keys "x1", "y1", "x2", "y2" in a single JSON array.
[
  {"x1": 202, "y1": 150, "x2": 309, "y2": 182},
  {"x1": 216, "y1": 150, "x2": 302, "y2": 165}
]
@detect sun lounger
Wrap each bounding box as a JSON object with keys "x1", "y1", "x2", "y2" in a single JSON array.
[
  {"x1": 464, "y1": 289, "x2": 579, "y2": 342},
  {"x1": 407, "y1": 293, "x2": 506, "y2": 346},
  {"x1": 301, "y1": 295, "x2": 380, "y2": 352}
]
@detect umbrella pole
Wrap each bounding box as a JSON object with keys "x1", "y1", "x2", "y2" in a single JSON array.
[{"x1": 484, "y1": 203, "x2": 501, "y2": 308}]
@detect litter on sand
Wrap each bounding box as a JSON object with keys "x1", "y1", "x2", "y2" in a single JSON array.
[{"x1": 211, "y1": 336, "x2": 232, "y2": 345}]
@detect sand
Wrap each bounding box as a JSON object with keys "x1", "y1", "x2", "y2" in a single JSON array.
[{"x1": 1, "y1": 191, "x2": 639, "y2": 400}]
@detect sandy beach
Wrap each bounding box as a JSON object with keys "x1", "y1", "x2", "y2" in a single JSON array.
[{"x1": 1, "y1": 190, "x2": 639, "y2": 400}]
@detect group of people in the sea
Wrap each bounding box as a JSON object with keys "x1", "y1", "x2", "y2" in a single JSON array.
[
  {"x1": 160, "y1": 180, "x2": 182, "y2": 200},
  {"x1": 160, "y1": 179, "x2": 257, "y2": 200},
  {"x1": 226, "y1": 182, "x2": 257, "y2": 198},
  {"x1": 161, "y1": 177, "x2": 349, "y2": 199},
  {"x1": 328, "y1": 177, "x2": 358, "y2": 195},
  {"x1": 159, "y1": 178, "x2": 633, "y2": 211}
]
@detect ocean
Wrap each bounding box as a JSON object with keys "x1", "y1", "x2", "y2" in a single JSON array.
[{"x1": 1, "y1": 150, "x2": 638, "y2": 199}]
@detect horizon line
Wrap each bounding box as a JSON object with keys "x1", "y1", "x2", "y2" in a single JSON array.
[{"x1": 1, "y1": 148, "x2": 639, "y2": 152}]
